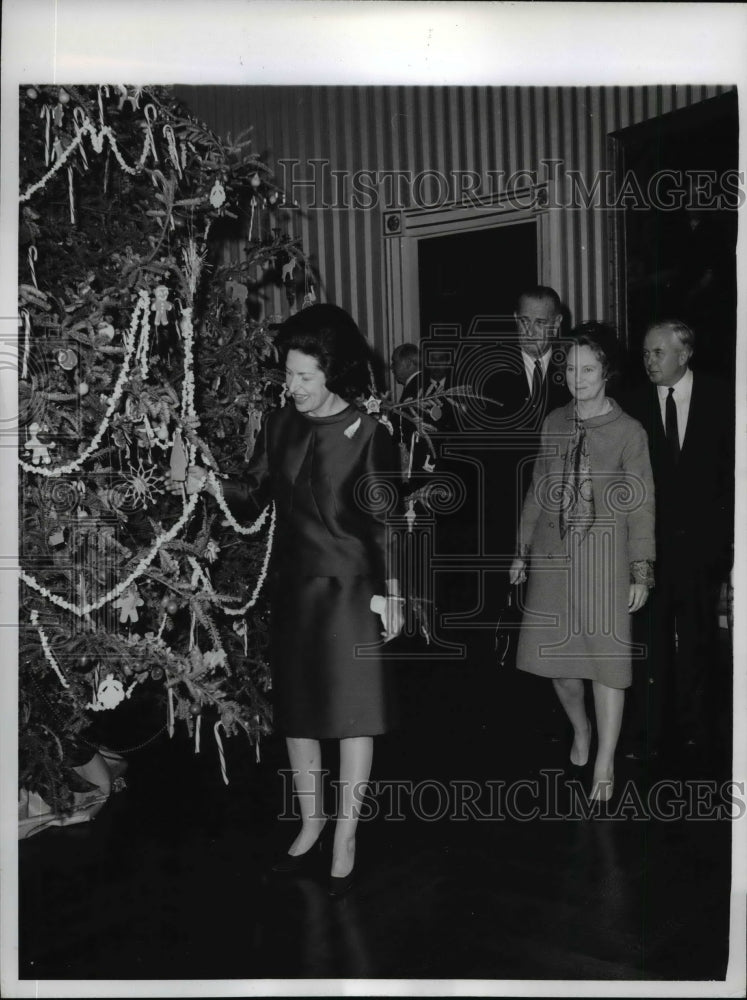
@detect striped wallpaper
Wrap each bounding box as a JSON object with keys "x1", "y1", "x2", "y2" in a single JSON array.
[{"x1": 174, "y1": 84, "x2": 734, "y2": 358}]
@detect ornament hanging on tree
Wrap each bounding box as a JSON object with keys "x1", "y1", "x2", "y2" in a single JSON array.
[
  {"x1": 113, "y1": 584, "x2": 144, "y2": 624},
  {"x1": 56, "y1": 347, "x2": 78, "y2": 370},
  {"x1": 117, "y1": 459, "x2": 164, "y2": 508},
  {"x1": 209, "y1": 180, "x2": 226, "y2": 209},
  {"x1": 96, "y1": 321, "x2": 116, "y2": 343},
  {"x1": 152, "y1": 285, "x2": 173, "y2": 326},
  {"x1": 155, "y1": 420, "x2": 170, "y2": 444},
  {"x1": 87, "y1": 673, "x2": 127, "y2": 712},
  {"x1": 48, "y1": 527, "x2": 66, "y2": 547},
  {"x1": 169, "y1": 427, "x2": 189, "y2": 486},
  {"x1": 24, "y1": 422, "x2": 55, "y2": 465},
  {"x1": 233, "y1": 618, "x2": 249, "y2": 655}
]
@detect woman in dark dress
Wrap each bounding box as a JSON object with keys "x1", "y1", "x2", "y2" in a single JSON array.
[{"x1": 185, "y1": 305, "x2": 402, "y2": 894}]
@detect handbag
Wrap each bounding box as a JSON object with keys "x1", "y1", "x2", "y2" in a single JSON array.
[{"x1": 494, "y1": 586, "x2": 523, "y2": 667}]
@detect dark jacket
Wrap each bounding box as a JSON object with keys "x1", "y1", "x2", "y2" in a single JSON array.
[{"x1": 624, "y1": 371, "x2": 734, "y2": 574}]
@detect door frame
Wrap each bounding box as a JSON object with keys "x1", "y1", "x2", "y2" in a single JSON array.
[{"x1": 382, "y1": 182, "x2": 556, "y2": 363}]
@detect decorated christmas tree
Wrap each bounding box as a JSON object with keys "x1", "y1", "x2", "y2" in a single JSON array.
[{"x1": 18, "y1": 84, "x2": 314, "y2": 812}]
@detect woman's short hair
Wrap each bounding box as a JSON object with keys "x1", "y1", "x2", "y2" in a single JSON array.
[
  {"x1": 564, "y1": 321, "x2": 620, "y2": 380},
  {"x1": 276, "y1": 303, "x2": 372, "y2": 399}
]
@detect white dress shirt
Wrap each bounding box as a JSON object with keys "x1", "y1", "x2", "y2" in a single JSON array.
[
  {"x1": 656, "y1": 367, "x2": 693, "y2": 448},
  {"x1": 521, "y1": 348, "x2": 552, "y2": 394}
]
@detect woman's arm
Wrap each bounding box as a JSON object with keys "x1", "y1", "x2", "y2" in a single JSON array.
[
  {"x1": 621, "y1": 421, "x2": 656, "y2": 565},
  {"x1": 218, "y1": 417, "x2": 272, "y2": 519},
  {"x1": 510, "y1": 418, "x2": 553, "y2": 584},
  {"x1": 169, "y1": 414, "x2": 272, "y2": 519},
  {"x1": 363, "y1": 420, "x2": 404, "y2": 638},
  {"x1": 621, "y1": 421, "x2": 656, "y2": 610}
]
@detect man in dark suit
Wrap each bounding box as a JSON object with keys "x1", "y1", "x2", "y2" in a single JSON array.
[
  {"x1": 481, "y1": 285, "x2": 571, "y2": 566},
  {"x1": 624, "y1": 319, "x2": 734, "y2": 759}
]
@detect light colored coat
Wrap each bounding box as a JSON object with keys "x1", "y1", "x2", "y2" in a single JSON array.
[{"x1": 515, "y1": 399, "x2": 655, "y2": 688}]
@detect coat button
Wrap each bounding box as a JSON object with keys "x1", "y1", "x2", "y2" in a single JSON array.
[{"x1": 548, "y1": 521, "x2": 555, "y2": 528}]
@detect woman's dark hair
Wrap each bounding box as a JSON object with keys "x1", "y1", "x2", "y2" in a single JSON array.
[
  {"x1": 564, "y1": 321, "x2": 620, "y2": 380},
  {"x1": 276, "y1": 303, "x2": 373, "y2": 399}
]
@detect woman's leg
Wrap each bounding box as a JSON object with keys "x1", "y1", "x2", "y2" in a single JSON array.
[
  {"x1": 590, "y1": 682, "x2": 625, "y2": 800},
  {"x1": 552, "y1": 677, "x2": 592, "y2": 766},
  {"x1": 332, "y1": 736, "x2": 374, "y2": 878},
  {"x1": 285, "y1": 736, "x2": 327, "y2": 856}
]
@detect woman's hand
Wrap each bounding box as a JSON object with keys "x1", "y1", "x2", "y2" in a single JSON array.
[
  {"x1": 628, "y1": 583, "x2": 649, "y2": 613},
  {"x1": 165, "y1": 465, "x2": 210, "y2": 496},
  {"x1": 509, "y1": 557, "x2": 527, "y2": 585},
  {"x1": 382, "y1": 596, "x2": 405, "y2": 642}
]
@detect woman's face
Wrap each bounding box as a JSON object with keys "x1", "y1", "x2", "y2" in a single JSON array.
[
  {"x1": 566, "y1": 344, "x2": 606, "y2": 404},
  {"x1": 285, "y1": 349, "x2": 334, "y2": 417}
]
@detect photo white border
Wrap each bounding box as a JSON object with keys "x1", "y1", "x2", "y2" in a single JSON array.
[{"x1": 2, "y1": 2, "x2": 745, "y2": 998}]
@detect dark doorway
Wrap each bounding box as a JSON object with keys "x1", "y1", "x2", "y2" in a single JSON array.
[
  {"x1": 612, "y1": 90, "x2": 738, "y2": 383},
  {"x1": 418, "y1": 221, "x2": 538, "y2": 341}
]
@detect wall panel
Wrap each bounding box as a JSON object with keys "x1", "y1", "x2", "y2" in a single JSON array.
[{"x1": 175, "y1": 84, "x2": 735, "y2": 357}]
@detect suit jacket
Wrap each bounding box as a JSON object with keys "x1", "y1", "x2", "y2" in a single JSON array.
[
  {"x1": 481, "y1": 342, "x2": 570, "y2": 435},
  {"x1": 624, "y1": 371, "x2": 734, "y2": 574},
  {"x1": 457, "y1": 341, "x2": 571, "y2": 551}
]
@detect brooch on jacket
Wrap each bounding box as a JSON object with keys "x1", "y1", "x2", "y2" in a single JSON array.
[{"x1": 344, "y1": 417, "x2": 362, "y2": 439}]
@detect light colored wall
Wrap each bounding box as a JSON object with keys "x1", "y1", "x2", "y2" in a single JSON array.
[{"x1": 175, "y1": 85, "x2": 733, "y2": 357}]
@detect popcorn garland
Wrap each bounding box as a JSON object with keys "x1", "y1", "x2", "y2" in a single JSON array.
[
  {"x1": 207, "y1": 471, "x2": 271, "y2": 537},
  {"x1": 21, "y1": 491, "x2": 201, "y2": 617},
  {"x1": 19, "y1": 293, "x2": 276, "y2": 623},
  {"x1": 180, "y1": 307, "x2": 196, "y2": 418},
  {"x1": 20, "y1": 106, "x2": 159, "y2": 205},
  {"x1": 29, "y1": 610, "x2": 69, "y2": 689},
  {"x1": 220, "y1": 502, "x2": 276, "y2": 616},
  {"x1": 18, "y1": 289, "x2": 151, "y2": 476}
]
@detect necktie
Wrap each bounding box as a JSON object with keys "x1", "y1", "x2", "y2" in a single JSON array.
[
  {"x1": 665, "y1": 387, "x2": 680, "y2": 463},
  {"x1": 531, "y1": 358, "x2": 543, "y2": 407}
]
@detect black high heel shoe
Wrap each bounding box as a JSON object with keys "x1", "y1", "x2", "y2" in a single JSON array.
[
  {"x1": 328, "y1": 869, "x2": 355, "y2": 898},
  {"x1": 271, "y1": 821, "x2": 328, "y2": 874}
]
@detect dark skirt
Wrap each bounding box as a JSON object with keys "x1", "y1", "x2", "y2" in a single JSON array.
[{"x1": 270, "y1": 573, "x2": 399, "y2": 739}]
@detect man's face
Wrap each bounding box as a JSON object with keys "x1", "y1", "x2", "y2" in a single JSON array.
[
  {"x1": 642, "y1": 326, "x2": 690, "y2": 387},
  {"x1": 515, "y1": 296, "x2": 561, "y2": 358},
  {"x1": 391, "y1": 352, "x2": 415, "y2": 386}
]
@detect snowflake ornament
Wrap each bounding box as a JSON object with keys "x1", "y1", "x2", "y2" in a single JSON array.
[{"x1": 116, "y1": 459, "x2": 164, "y2": 509}]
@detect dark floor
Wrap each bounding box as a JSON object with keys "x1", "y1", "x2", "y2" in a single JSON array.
[{"x1": 18, "y1": 623, "x2": 735, "y2": 986}]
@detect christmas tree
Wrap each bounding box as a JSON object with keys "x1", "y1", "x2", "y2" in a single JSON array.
[{"x1": 18, "y1": 84, "x2": 313, "y2": 811}]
